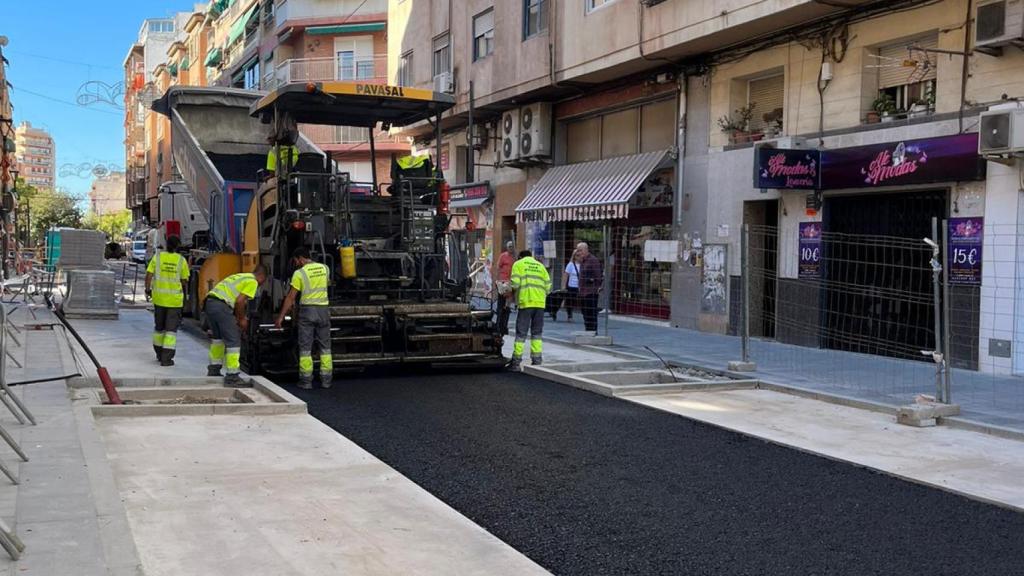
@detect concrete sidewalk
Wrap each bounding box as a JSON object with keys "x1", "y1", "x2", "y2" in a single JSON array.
[
  {"x1": 0, "y1": 304, "x2": 552, "y2": 575},
  {"x1": 538, "y1": 313, "x2": 1024, "y2": 432},
  {"x1": 0, "y1": 305, "x2": 144, "y2": 576}
]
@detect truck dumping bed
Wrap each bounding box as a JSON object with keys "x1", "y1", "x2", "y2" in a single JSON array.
[{"x1": 207, "y1": 153, "x2": 268, "y2": 182}]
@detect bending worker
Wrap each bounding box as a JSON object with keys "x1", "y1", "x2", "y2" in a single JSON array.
[
  {"x1": 509, "y1": 249, "x2": 551, "y2": 370},
  {"x1": 274, "y1": 247, "x2": 332, "y2": 390},
  {"x1": 145, "y1": 235, "x2": 189, "y2": 367},
  {"x1": 205, "y1": 265, "x2": 269, "y2": 387}
]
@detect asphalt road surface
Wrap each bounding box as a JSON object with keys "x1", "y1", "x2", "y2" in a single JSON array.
[{"x1": 291, "y1": 371, "x2": 1024, "y2": 576}]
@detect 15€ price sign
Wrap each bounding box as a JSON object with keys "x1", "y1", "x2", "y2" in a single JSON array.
[
  {"x1": 798, "y1": 222, "x2": 823, "y2": 279},
  {"x1": 947, "y1": 217, "x2": 983, "y2": 285}
]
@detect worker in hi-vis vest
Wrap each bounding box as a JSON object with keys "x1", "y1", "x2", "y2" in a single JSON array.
[
  {"x1": 265, "y1": 132, "x2": 299, "y2": 179},
  {"x1": 508, "y1": 249, "x2": 551, "y2": 370},
  {"x1": 274, "y1": 247, "x2": 332, "y2": 390},
  {"x1": 145, "y1": 235, "x2": 189, "y2": 366},
  {"x1": 204, "y1": 265, "x2": 269, "y2": 387}
]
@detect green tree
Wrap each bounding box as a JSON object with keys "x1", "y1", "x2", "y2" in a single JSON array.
[
  {"x1": 83, "y1": 210, "x2": 132, "y2": 240},
  {"x1": 20, "y1": 185, "x2": 84, "y2": 244}
]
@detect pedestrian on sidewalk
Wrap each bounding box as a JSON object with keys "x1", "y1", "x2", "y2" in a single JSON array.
[
  {"x1": 145, "y1": 235, "x2": 189, "y2": 367},
  {"x1": 275, "y1": 247, "x2": 332, "y2": 390},
  {"x1": 495, "y1": 241, "x2": 515, "y2": 335},
  {"x1": 509, "y1": 249, "x2": 551, "y2": 370},
  {"x1": 205, "y1": 265, "x2": 269, "y2": 387},
  {"x1": 560, "y1": 248, "x2": 582, "y2": 322},
  {"x1": 576, "y1": 242, "x2": 603, "y2": 333}
]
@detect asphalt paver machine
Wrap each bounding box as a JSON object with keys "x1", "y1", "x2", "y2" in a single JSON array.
[{"x1": 242, "y1": 81, "x2": 503, "y2": 374}]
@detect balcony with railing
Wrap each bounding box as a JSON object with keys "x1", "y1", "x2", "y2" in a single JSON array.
[
  {"x1": 264, "y1": 55, "x2": 388, "y2": 91},
  {"x1": 298, "y1": 123, "x2": 408, "y2": 154}
]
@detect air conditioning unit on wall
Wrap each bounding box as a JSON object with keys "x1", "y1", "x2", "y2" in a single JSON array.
[
  {"x1": 519, "y1": 102, "x2": 552, "y2": 161},
  {"x1": 978, "y1": 107, "x2": 1024, "y2": 156},
  {"x1": 433, "y1": 72, "x2": 454, "y2": 94},
  {"x1": 500, "y1": 109, "x2": 520, "y2": 165},
  {"x1": 975, "y1": 0, "x2": 1024, "y2": 54}
]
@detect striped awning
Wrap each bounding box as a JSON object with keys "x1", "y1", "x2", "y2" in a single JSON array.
[{"x1": 516, "y1": 149, "x2": 669, "y2": 223}]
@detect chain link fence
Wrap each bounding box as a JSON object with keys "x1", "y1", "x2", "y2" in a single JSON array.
[{"x1": 740, "y1": 218, "x2": 1024, "y2": 429}]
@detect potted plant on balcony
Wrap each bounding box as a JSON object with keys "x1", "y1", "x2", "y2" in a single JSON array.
[
  {"x1": 762, "y1": 107, "x2": 784, "y2": 138},
  {"x1": 908, "y1": 89, "x2": 935, "y2": 119},
  {"x1": 872, "y1": 93, "x2": 897, "y2": 122},
  {"x1": 908, "y1": 99, "x2": 930, "y2": 118},
  {"x1": 717, "y1": 103, "x2": 757, "y2": 144},
  {"x1": 869, "y1": 94, "x2": 896, "y2": 124}
]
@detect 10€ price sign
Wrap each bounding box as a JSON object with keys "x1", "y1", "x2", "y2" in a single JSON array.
[
  {"x1": 798, "y1": 222, "x2": 823, "y2": 279},
  {"x1": 947, "y1": 217, "x2": 983, "y2": 285}
]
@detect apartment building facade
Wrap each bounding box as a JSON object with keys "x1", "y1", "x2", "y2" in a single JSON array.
[
  {"x1": 205, "y1": 0, "x2": 404, "y2": 182},
  {"x1": 124, "y1": 15, "x2": 193, "y2": 226},
  {"x1": 391, "y1": 0, "x2": 1024, "y2": 375},
  {"x1": 13, "y1": 121, "x2": 55, "y2": 191},
  {"x1": 89, "y1": 171, "x2": 127, "y2": 216},
  {"x1": 124, "y1": 0, "x2": 405, "y2": 231}
]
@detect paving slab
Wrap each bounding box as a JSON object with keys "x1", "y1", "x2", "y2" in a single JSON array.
[
  {"x1": 96, "y1": 413, "x2": 550, "y2": 576},
  {"x1": 67, "y1": 308, "x2": 211, "y2": 380}
]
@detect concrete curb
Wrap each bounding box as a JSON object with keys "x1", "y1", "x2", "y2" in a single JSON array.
[
  {"x1": 939, "y1": 416, "x2": 1024, "y2": 443},
  {"x1": 524, "y1": 365, "x2": 756, "y2": 397},
  {"x1": 72, "y1": 403, "x2": 147, "y2": 574},
  {"x1": 73, "y1": 376, "x2": 307, "y2": 418},
  {"x1": 545, "y1": 336, "x2": 1024, "y2": 443}
]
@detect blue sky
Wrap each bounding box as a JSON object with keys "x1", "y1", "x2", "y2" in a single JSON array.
[{"x1": 3, "y1": 0, "x2": 198, "y2": 198}]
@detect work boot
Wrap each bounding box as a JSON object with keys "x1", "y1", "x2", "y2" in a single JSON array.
[
  {"x1": 321, "y1": 374, "x2": 333, "y2": 389},
  {"x1": 160, "y1": 349, "x2": 175, "y2": 367},
  {"x1": 531, "y1": 356, "x2": 543, "y2": 366},
  {"x1": 154, "y1": 346, "x2": 162, "y2": 361},
  {"x1": 207, "y1": 364, "x2": 222, "y2": 377},
  {"x1": 224, "y1": 374, "x2": 250, "y2": 388},
  {"x1": 160, "y1": 359, "x2": 175, "y2": 367},
  {"x1": 506, "y1": 357, "x2": 522, "y2": 371},
  {"x1": 297, "y1": 380, "x2": 314, "y2": 390}
]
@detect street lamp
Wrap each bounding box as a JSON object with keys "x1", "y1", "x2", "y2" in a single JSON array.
[{"x1": 9, "y1": 167, "x2": 18, "y2": 249}]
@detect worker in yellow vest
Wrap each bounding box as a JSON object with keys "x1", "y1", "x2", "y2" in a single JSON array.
[
  {"x1": 274, "y1": 247, "x2": 332, "y2": 390},
  {"x1": 509, "y1": 249, "x2": 551, "y2": 370},
  {"x1": 205, "y1": 265, "x2": 269, "y2": 387},
  {"x1": 265, "y1": 132, "x2": 299, "y2": 179},
  {"x1": 145, "y1": 235, "x2": 189, "y2": 366}
]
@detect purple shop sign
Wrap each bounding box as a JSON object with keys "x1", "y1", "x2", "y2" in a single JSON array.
[
  {"x1": 820, "y1": 133, "x2": 985, "y2": 189},
  {"x1": 755, "y1": 148, "x2": 821, "y2": 189},
  {"x1": 798, "y1": 222, "x2": 823, "y2": 279},
  {"x1": 947, "y1": 217, "x2": 983, "y2": 286}
]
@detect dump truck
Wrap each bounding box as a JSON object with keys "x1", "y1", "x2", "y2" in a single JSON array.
[
  {"x1": 155, "y1": 83, "x2": 503, "y2": 375},
  {"x1": 152, "y1": 87, "x2": 324, "y2": 318}
]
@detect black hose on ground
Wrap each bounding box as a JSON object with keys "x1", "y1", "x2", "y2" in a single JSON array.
[
  {"x1": 44, "y1": 294, "x2": 123, "y2": 404},
  {"x1": 7, "y1": 374, "x2": 83, "y2": 386}
]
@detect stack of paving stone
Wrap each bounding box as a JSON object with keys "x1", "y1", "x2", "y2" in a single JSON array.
[
  {"x1": 63, "y1": 269, "x2": 118, "y2": 319},
  {"x1": 58, "y1": 229, "x2": 106, "y2": 269},
  {"x1": 58, "y1": 230, "x2": 117, "y2": 319}
]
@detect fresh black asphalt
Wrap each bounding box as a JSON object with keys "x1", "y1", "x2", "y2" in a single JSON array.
[{"x1": 291, "y1": 371, "x2": 1024, "y2": 576}]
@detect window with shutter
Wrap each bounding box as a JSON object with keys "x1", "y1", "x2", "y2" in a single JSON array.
[
  {"x1": 747, "y1": 74, "x2": 784, "y2": 132},
  {"x1": 878, "y1": 34, "x2": 937, "y2": 89},
  {"x1": 875, "y1": 33, "x2": 938, "y2": 113}
]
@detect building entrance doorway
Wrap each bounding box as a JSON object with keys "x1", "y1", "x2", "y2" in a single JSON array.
[
  {"x1": 743, "y1": 200, "x2": 778, "y2": 339},
  {"x1": 822, "y1": 190, "x2": 946, "y2": 359}
]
